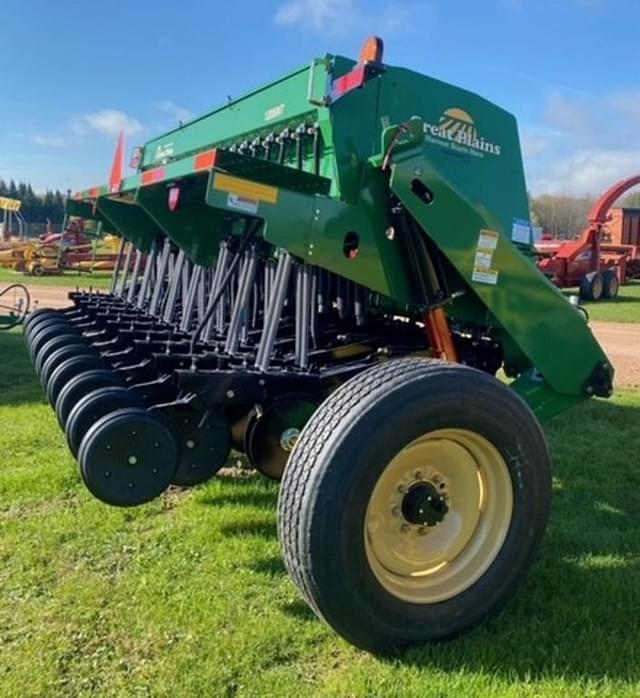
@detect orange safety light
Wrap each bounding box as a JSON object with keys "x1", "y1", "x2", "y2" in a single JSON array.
[{"x1": 359, "y1": 36, "x2": 384, "y2": 64}]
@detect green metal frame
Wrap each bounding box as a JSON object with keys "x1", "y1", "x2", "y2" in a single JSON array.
[{"x1": 66, "y1": 44, "x2": 613, "y2": 423}]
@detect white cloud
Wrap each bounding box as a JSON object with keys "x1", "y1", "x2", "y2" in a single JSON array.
[
  {"x1": 531, "y1": 150, "x2": 640, "y2": 196},
  {"x1": 32, "y1": 134, "x2": 80, "y2": 148},
  {"x1": 275, "y1": 0, "x2": 359, "y2": 35},
  {"x1": 525, "y1": 87, "x2": 640, "y2": 195},
  {"x1": 156, "y1": 100, "x2": 194, "y2": 124},
  {"x1": 274, "y1": 0, "x2": 427, "y2": 37},
  {"x1": 520, "y1": 129, "x2": 551, "y2": 159},
  {"x1": 73, "y1": 109, "x2": 143, "y2": 138}
]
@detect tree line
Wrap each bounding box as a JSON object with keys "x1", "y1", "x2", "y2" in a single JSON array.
[
  {"x1": 531, "y1": 190, "x2": 640, "y2": 239},
  {"x1": 0, "y1": 179, "x2": 66, "y2": 223}
]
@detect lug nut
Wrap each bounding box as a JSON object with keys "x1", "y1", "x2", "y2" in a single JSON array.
[{"x1": 400, "y1": 524, "x2": 410, "y2": 533}]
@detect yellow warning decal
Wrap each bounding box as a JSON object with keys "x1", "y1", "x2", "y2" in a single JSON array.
[{"x1": 213, "y1": 173, "x2": 279, "y2": 205}]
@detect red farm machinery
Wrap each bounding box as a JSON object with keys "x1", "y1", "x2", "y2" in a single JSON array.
[{"x1": 536, "y1": 175, "x2": 640, "y2": 300}]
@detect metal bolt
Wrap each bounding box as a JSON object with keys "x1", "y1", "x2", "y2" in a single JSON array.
[
  {"x1": 415, "y1": 471, "x2": 423, "y2": 480},
  {"x1": 106, "y1": 444, "x2": 112, "y2": 451},
  {"x1": 186, "y1": 439, "x2": 196, "y2": 450},
  {"x1": 400, "y1": 524, "x2": 410, "y2": 533},
  {"x1": 391, "y1": 506, "x2": 401, "y2": 517},
  {"x1": 385, "y1": 227, "x2": 395, "y2": 241},
  {"x1": 128, "y1": 455, "x2": 138, "y2": 466},
  {"x1": 128, "y1": 482, "x2": 135, "y2": 489},
  {"x1": 131, "y1": 431, "x2": 137, "y2": 436},
  {"x1": 397, "y1": 484, "x2": 406, "y2": 494},
  {"x1": 153, "y1": 442, "x2": 160, "y2": 448},
  {"x1": 586, "y1": 386, "x2": 594, "y2": 395},
  {"x1": 418, "y1": 526, "x2": 428, "y2": 536},
  {"x1": 152, "y1": 468, "x2": 158, "y2": 474},
  {"x1": 104, "y1": 471, "x2": 111, "y2": 478},
  {"x1": 226, "y1": 389, "x2": 235, "y2": 399}
]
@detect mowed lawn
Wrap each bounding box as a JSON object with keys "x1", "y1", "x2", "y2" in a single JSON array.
[
  {"x1": 1, "y1": 329, "x2": 640, "y2": 697},
  {"x1": 564, "y1": 280, "x2": 640, "y2": 323}
]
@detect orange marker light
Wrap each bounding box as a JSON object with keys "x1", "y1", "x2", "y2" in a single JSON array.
[{"x1": 359, "y1": 36, "x2": 384, "y2": 64}]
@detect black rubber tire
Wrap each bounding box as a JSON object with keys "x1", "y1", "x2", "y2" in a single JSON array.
[
  {"x1": 277, "y1": 358, "x2": 552, "y2": 652},
  {"x1": 55, "y1": 369, "x2": 124, "y2": 429},
  {"x1": 168, "y1": 410, "x2": 232, "y2": 487},
  {"x1": 602, "y1": 270, "x2": 619, "y2": 299},
  {"x1": 47, "y1": 355, "x2": 106, "y2": 406},
  {"x1": 26, "y1": 318, "x2": 70, "y2": 351},
  {"x1": 31, "y1": 325, "x2": 80, "y2": 362},
  {"x1": 66, "y1": 386, "x2": 145, "y2": 457},
  {"x1": 24, "y1": 310, "x2": 69, "y2": 337},
  {"x1": 579, "y1": 272, "x2": 604, "y2": 301},
  {"x1": 40, "y1": 344, "x2": 95, "y2": 387},
  {"x1": 23, "y1": 308, "x2": 61, "y2": 334},
  {"x1": 78, "y1": 407, "x2": 178, "y2": 507},
  {"x1": 34, "y1": 334, "x2": 84, "y2": 376}
]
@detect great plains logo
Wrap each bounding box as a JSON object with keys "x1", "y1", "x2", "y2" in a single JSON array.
[{"x1": 424, "y1": 108, "x2": 502, "y2": 158}]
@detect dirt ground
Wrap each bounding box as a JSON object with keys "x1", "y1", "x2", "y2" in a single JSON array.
[
  {"x1": 590, "y1": 321, "x2": 640, "y2": 390},
  {"x1": 2, "y1": 284, "x2": 72, "y2": 311},
  {"x1": 3, "y1": 282, "x2": 638, "y2": 389}
]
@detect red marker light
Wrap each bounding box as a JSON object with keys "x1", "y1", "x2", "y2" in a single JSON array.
[
  {"x1": 330, "y1": 64, "x2": 367, "y2": 101},
  {"x1": 168, "y1": 186, "x2": 181, "y2": 211}
]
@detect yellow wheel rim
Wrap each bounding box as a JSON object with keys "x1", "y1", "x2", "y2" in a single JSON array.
[{"x1": 365, "y1": 428, "x2": 513, "y2": 603}]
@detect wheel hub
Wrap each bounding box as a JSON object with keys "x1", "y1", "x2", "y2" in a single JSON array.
[
  {"x1": 364, "y1": 429, "x2": 514, "y2": 604},
  {"x1": 401, "y1": 481, "x2": 448, "y2": 526}
]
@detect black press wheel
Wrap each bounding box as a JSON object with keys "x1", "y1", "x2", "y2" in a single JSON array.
[
  {"x1": 78, "y1": 407, "x2": 178, "y2": 507},
  {"x1": 23, "y1": 308, "x2": 61, "y2": 334},
  {"x1": 34, "y1": 334, "x2": 85, "y2": 376},
  {"x1": 66, "y1": 386, "x2": 145, "y2": 457},
  {"x1": 277, "y1": 358, "x2": 552, "y2": 652},
  {"x1": 26, "y1": 318, "x2": 71, "y2": 353},
  {"x1": 55, "y1": 369, "x2": 124, "y2": 429},
  {"x1": 40, "y1": 344, "x2": 96, "y2": 387},
  {"x1": 31, "y1": 326, "x2": 81, "y2": 364},
  {"x1": 602, "y1": 270, "x2": 619, "y2": 299},
  {"x1": 579, "y1": 271, "x2": 604, "y2": 301},
  {"x1": 47, "y1": 355, "x2": 106, "y2": 406},
  {"x1": 163, "y1": 408, "x2": 232, "y2": 487}
]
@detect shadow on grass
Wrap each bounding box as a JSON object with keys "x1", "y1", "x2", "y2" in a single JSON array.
[
  {"x1": 199, "y1": 488, "x2": 277, "y2": 510},
  {"x1": 0, "y1": 329, "x2": 46, "y2": 406},
  {"x1": 220, "y1": 519, "x2": 277, "y2": 539}
]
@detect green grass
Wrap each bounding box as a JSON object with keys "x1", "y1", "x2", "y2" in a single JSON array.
[
  {"x1": 564, "y1": 281, "x2": 640, "y2": 323},
  {"x1": 1, "y1": 330, "x2": 640, "y2": 697},
  {"x1": 0, "y1": 267, "x2": 112, "y2": 289}
]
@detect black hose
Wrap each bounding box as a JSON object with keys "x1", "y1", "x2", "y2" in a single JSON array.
[
  {"x1": 0, "y1": 283, "x2": 31, "y2": 330},
  {"x1": 188, "y1": 219, "x2": 261, "y2": 357}
]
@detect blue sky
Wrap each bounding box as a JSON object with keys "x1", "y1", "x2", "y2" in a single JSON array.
[{"x1": 3, "y1": 0, "x2": 639, "y2": 196}]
